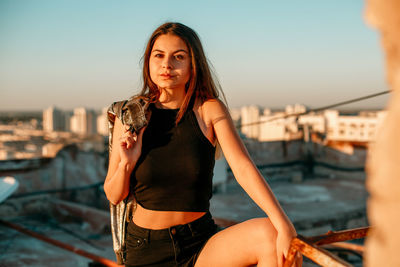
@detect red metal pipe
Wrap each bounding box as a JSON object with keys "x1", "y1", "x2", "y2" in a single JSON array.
[
  {"x1": 324, "y1": 242, "x2": 364, "y2": 253},
  {"x1": 307, "y1": 227, "x2": 369, "y2": 246},
  {"x1": 285, "y1": 236, "x2": 353, "y2": 267}
]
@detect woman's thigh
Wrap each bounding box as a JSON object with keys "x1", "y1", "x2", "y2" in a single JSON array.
[{"x1": 194, "y1": 217, "x2": 278, "y2": 267}]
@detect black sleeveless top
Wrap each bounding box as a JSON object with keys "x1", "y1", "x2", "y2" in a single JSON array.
[{"x1": 131, "y1": 100, "x2": 216, "y2": 211}]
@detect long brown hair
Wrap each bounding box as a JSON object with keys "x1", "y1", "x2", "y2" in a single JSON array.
[{"x1": 139, "y1": 22, "x2": 225, "y2": 124}]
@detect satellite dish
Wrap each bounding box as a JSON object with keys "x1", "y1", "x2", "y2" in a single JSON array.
[{"x1": 0, "y1": 176, "x2": 19, "y2": 203}]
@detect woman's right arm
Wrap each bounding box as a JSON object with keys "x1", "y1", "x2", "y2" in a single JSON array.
[{"x1": 103, "y1": 117, "x2": 145, "y2": 205}]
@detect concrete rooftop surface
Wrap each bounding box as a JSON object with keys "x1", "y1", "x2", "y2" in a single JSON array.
[
  {"x1": 0, "y1": 175, "x2": 367, "y2": 267},
  {"x1": 211, "y1": 176, "x2": 367, "y2": 236}
]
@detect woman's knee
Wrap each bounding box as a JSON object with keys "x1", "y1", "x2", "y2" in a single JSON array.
[
  {"x1": 248, "y1": 218, "x2": 277, "y2": 251},
  {"x1": 194, "y1": 218, "x2": 278, "y2": 266}
]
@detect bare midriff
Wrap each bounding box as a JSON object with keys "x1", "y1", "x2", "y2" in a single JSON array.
[{"x1": 132, "y1": 204, "x2": 206, "y2": 230}]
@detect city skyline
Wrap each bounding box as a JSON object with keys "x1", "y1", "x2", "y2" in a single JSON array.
[
  {"x1": 0, "y1": 0, "x2": 390, "y2": 111},
  {"x1": 0, "y1": 101, "x2": 386, "y2": 161}
]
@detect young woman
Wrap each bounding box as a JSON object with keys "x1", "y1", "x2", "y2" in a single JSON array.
[{"x1": 104, "y1": 22, "x2": 301, "y2": 267}]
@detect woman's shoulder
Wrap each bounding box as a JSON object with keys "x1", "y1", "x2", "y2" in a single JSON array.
[
  {"x1": 200, "y1": 98, "x2": 228, "y2": 115},
  {"x1": 197, "y1": 98, "x2": 230, "y2": 125},
  {"x1": 199, "y1": 98, "x2": 227, "y2": 111}
]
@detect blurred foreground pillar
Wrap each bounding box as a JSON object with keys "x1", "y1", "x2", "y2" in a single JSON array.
[{"x1": 364, "y1": 0, "x2": 400, "y2": 266}]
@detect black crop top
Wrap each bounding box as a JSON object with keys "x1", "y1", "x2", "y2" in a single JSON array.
[{"x1": 131, "y1": 101, "x2": 216, "y2": 212}]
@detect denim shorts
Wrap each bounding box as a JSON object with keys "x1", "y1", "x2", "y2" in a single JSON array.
[{"x1": 125, "y1": 211, "x2": 218, "y2": 267}]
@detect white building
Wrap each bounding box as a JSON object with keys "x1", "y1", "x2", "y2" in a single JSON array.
[
  {"x1": 237, "y1": 104, "x2": 386, "y2": 144},
  {"x1": 239, "y1": 104, "x2": 306, "y2": 141},
  {"x1": 258, "y1": 112, "x2": 303, "y2": 142},
  {"x1": 43, "y1": 106, "x2": 65, "y2": 132},
  {"x1": 240, "y1": 105, "x2": 261, "y2": 139},
  {"x1": 285, "y1": 104, "x2": 306, "y2": 115},
  {"x1": 298, "y1": 113, "x2": 325, "y2": 134},
  {"x1": 229, "y1": 108, "x2": 241, "y2": 126},
  {"x1": 70, "y1": 108, "x2": 97, "y2": 135},
  {"x1": 97, "y1": 107, "x2": 109, "y2": 136},
  {"x1": 257, "y1": 104, "x2": 306, "y2": 142},
  {"x1": 258, "y1": 112, "x2": 286, "y2": 141},
  {"x1": 325, "y1": 110, "x2": 386, "y2": 142},
  {"x1": 298, "y1": 110, "x2": 387, "y2": 143}
]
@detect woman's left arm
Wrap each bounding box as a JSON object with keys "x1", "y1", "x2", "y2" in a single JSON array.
[{"x1": 204, "y1": 99, "x2": 297, "y2": 265}]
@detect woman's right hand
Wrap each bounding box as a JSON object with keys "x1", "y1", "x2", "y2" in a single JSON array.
[{"x1": 118, "y1": 126, "x2": 146, "y2": 165}]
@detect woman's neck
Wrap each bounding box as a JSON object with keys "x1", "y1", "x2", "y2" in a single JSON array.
[{"x1": 158, "y1": 87, "x2": 186, "y2": 109}]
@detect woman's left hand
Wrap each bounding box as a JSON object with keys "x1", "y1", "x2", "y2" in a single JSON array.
[{"x1": 276, "y1": 222, "x2": 301, "y2": 267}]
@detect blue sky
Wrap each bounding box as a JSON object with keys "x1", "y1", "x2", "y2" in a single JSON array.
[{"x1": 0, "y1": 0, "x2": 389, "y2": 111}]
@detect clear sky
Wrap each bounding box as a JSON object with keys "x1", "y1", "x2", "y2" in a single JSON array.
[{"x1": 0, "y1": 0, "x2": 390, "y2": 111}]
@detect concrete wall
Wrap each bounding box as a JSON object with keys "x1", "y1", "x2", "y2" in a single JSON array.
[
  {"x1": 241, "y1": 139, "x2": 366, "y2": 181},
  {"x1": 0, "y1": 144, "x2": 108, "y2": 208}
]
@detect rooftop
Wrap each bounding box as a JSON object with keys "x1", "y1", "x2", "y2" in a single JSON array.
[{"x1": 0, "y1": 174, "x2": 367, "y2": 267}]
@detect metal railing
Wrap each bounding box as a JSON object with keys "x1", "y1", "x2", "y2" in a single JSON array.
[{"x1": 284, "y1": 227, "x2": 369, "y2": 267}]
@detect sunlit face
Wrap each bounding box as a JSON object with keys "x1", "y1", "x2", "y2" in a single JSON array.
[{"x1": 149, "y1": 34, "x2": 191, "y2": 91}]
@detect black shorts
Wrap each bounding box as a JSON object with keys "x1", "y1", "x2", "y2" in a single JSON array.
[{"x1": 125, "y1": 211, "x2": 218, "y2": 267}]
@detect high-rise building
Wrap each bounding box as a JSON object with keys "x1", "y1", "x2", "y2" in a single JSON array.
[
  {"x1": 240, "y1": 105, "x2": 261, "y2": 139},
  {"x1": 64, "y1": 111, "x2": 72, "y2": 132},
  {"x1": 97, "y1": 107, "x2": 109, "y2": 136},
  {"x1": 43, "y1": 106, "x2": 65, "y2": 132},
  {"x1": 70, "y1": 108, "x2": 97, "y2": 135}
]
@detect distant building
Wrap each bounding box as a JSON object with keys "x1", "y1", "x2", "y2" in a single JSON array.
[
  {"x1": 240, "y1": 105, "x2": 261, "y2": 139},
  {"x1": 298, "y1": 110, "x2": 387, "y2": 143},
  {"x1": 259, "y1": 112, "x2": 292, "y2": 141},
  {"x1": 242, "y1": 104, "x2": 306, "y2": 142},
  {"x1": 259, "y1": 114, "x2": 303, "y2": 142},
  {"x1": 297, "y1": 113, "x2": 325, "y2": 134},
  {"x1": 64, "y1": 111, "x2": 72, "y2": 132},
  {"x1": 324, "y1": 110, "x2": 386, "y2": 143},
  {"x1": 43, "y1": 106, "x2": 65, "y2": 132},
  {"x1": 70, "y1": 108, "x2": 97, "y2": 135},
  {"x1": 237, "y1": 103, "x2": 385, "y2": 144},
  {"x1": 285, "y1": 103, "x2": 306, "y2": 115},
  {"x1": 97, "y1": 107, "x2": 109, "y2": 136},
  {"x1": 229, "y1": 108, "x2": 241, "y2": 129}
]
